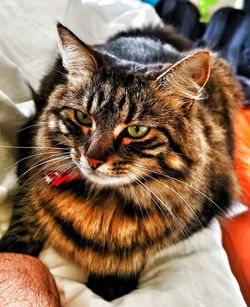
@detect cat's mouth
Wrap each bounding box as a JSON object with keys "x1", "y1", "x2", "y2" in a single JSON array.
[
  {"x1": 45, "y1": 169, "x2": 131, "y2": 187},
  {"x1": 71, "y1": 154, "x2": 133, "y2": 187},
  {"x1": 81, "y1": 169, "x2": 133, "y2": 187}
]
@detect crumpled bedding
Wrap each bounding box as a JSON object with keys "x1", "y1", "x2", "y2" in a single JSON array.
[{"x1": 0, "y1": 0, "x2": 247, "y2": 306}]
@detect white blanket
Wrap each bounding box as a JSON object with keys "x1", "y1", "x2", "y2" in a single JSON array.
[{"x1": 0, "y1": 0, "x2": 246, "y2": 306}]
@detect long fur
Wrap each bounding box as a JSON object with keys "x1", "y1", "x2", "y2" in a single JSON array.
[{"x1": 0, "y1": 24, "x2": 243, "y2": 301}]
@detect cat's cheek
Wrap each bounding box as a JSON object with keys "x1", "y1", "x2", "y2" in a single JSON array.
[
  {"x1": 79, "y1": 155, "x2": 91, "y2": 172},
  {"x1": 70, "y1": 148, "x2": 81, "y2": 162}
]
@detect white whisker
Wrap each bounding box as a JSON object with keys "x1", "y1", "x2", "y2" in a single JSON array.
[
  {"x1": 133, "y1": 167, "x2": 204, "y2": 229},
  {"x1": 128, "y1": 173, "x2": 188, "y2": 239}
]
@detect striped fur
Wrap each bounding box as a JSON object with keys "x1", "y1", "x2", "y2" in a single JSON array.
[{"x1": 0, "y1": 24, "x2": 243, "y2": 301}]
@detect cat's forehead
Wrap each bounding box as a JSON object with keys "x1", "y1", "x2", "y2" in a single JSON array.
[
  {"x1": 76, "y1": 71, "x2": 150, "y2": 116},
  {"x1": 78, "y1": 83, "x2": 134, "y2": 128},
  {"x1": 55, "y1": 66, "x2": 165, "y2": 128}
]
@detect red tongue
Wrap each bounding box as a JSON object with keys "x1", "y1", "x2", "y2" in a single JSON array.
[{"x1": 45, "y1": 172, "x2": 83, "y2": 187}]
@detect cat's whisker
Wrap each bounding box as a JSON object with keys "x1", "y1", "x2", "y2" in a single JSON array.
[
  {"x1": 162, "y1": 173, "x2": 228, "y2": 216},
  {"x1": 56, "y1": 161, "x2": 75, "y2": 175},
  {"x1": 7, "y1": 151, "x2": 65, "y2": 170},
  {"x1": 52, "y1": 68, "x2": 68, "y2": 78},
  {"x1": 128, "y1": 173, "x2": 174, "y2": 234},
  {"x1": 132, "y1": 159, "x2": 228, "y2": 216},
  {"x1": 133, "y1": 167, "x2": 204, "y2": 230},
  {"x1": 182, "y1": 165, "x2": 204, "y2": 186},
  {"x1": 126, "y1": 182, "x2": 153, "y2": 225},
  {"x1": 146, "y1": 167, "x2": 227, "y2": 217},
  {"x1": 13, "y1": 153, "x2": 70, "y2": 187},
  {"x1": 17, "y1": 123, "x2": 42, "y2": 133},
  {"x1": 17, "y1": 156, "x2": 72, "y2": 183},
  {"x1": 128, "y1": 173, "x2": 189, "y2": 240},
  {"x1": 18, "y1": 162, "x2": 73, "y2": 208},
  {"x1": 21, "y1": 160, "x2": 74, "y2": 200},
  {"x1": 0, "y1": 145, "x2": 68, "y2": 150},
  {"x1": 18, "y1": 155, "x2": 72, "y2": 189}
]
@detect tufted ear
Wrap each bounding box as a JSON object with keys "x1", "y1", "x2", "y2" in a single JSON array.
[
  {"x1": 57, "y1": 23, "x2": 98, "y2": 76},
  {"x1": 155, "y1": 51, "x2": 211, "y2": 100}
]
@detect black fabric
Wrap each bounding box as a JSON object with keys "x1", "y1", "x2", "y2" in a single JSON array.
[
  {"x1": 195, "y1": 8, "x2": 242, "y2": 50},
  {"x1": 237, "y1": 75, "x2": 250, "y2": 106},
  {"x1": 156, "y1": 0, "x2": 250, "y2": 77},
  {"x1": 156, "y1": 0, "x2": 204, "y2": 40},
  {"x1": 195, "y1": 3, "x2": 250, "y2": 77}
]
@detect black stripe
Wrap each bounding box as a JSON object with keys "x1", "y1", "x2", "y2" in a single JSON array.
[
  {"x1": 97, "y1": 90, "x2": 104, "y2": 107},
  {"x1": 140, "y1": 142, "x2": 166, "y2": 150},
  {"x1": 125, "y1": 100, "x2": 136, "y2": 124},
  {"x1": 113, "y1": 161, "x2": 127, "y2": 166},
  {"x1": 50, "y1": 140, "x2": 69, "y2": 152},
  {"x1": 98, "y1": 85, "x2": 119, "y2": 112},
  {"x1": 157, "y1": 153, "x2": 188, "y2": 179},
  {"x1": 46, "y1": 131, "x2": 70, "y2": 150},
  {"x1": 131, "y1": 171, "x2": 165, "y2": 185},
  {"x1": 99, "y1": 69, "x2": 109, "y2": 82},
  {"x1": 129, "y1": 137, "x2": 166, "y2": 150},
  {"x1": 50, "y1": 106, "x2": 61, "y2": 116},
  {"x1": 76, "y1": 90, "x2": 84, "y2": 102},
  {"x1": 127, "y1": 146, "x2": 155, "y2": 158},
  {"x1": 104, "y1": 87, "x2": 117, "y2": 112},
  {"x1": 123, "y1": 74, "x2": 135, "y2": 86},
  {"x1": 122, "y1": 200, "x2": 152, "y2": 219},
  {"x1": 64, "y1": 117, "x2": 83, "y2": 136},
  {"x1": 132, "y1": 136, "x2": 157, "y2": 147},
  {"x1": 221, "y1": 98, "x2": 234, "y2": 158},
  {"x1": 158, "y1": 127, "x2": 193, "y2": 165},
  {"x1": 117, "y1": 94, "x2": 126, "y2": 109},
  {"x1": 87, "y1": 92, "x2": 95, "y2": 114},
  {"x1": 40, "y1": 197, "x2": 168, "y2": 258}
]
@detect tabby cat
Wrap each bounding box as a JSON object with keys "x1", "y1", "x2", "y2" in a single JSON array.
[{"x1": 0, "y1": 23, "x2": 243, "y2": 301}]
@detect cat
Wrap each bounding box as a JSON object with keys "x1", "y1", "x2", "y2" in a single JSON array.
[{"x1": 0, "y1": 23, "x2": 243, "y2": 301}]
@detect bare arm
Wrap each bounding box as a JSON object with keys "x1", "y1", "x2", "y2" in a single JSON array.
[{"x1": 0, "y1": 253, "x2": 61, "y2": 306}]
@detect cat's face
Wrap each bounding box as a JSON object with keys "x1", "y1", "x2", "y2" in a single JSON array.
[
  {"x1": 37, "y1": 25, "x2": 211, "y2": 187},
  {"x1": 44, "y1": 71, "x2": 172, "y2": 186}
]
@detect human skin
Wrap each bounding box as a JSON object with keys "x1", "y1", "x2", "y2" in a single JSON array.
[{"x1": 0, "y1": 253, "x2": 61, "y2": 306}]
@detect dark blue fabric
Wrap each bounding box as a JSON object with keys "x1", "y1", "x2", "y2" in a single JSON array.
[
  {"x1": 195, "y1": 8, "x2": 242, "y2": 50},
  {"x1": 237, "y1": 75, "x2": 250, "y2": 105},
  {"x1": 238, "y1": 0, "x2": 250, "y2": 76},
  {"x1": 179, "y1": 1, "x2": 200, "y2": 39},
  {"x1": 156, "y1": 0, "x2": 204, "y2": 40},
  {"x1": 224, "y1": 15, "x2": 250, "y2": 73},
  {"x1": 156, "y1": 0, "x2": 250, "y2": 77},
  {"x1": 156, "y1": 0, "x2": 179, "y2": 24},
  {"x1": 239, "y1": 33, "x2": 250, "y2": 77},
  {"x1": 194, "y1": 6, "x2": 250, "y2": 76},
  {"x1": 198, "y1": 8, "x2": 233, "y2": 48}
]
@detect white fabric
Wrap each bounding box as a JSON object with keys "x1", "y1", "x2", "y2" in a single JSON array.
[{"x1": 0, "y1": 0, "x2": 246, "y2": 306}]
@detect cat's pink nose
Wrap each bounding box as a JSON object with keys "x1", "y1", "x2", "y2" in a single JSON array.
[{"x1": 86, "y1": 157, "x2": 104, "y2": 169}]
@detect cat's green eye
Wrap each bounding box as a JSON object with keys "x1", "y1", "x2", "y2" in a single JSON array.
[
  {"x1": 127, "y1": 126, "x2": 149, "y2": 138},
  {"x1": 75, "y1": 110, "x2": 92, "y2": 127}
]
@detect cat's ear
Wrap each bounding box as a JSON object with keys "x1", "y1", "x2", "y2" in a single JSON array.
[
  {"x1": 57, "y1": 23, "x2": 98, "y2": 76},
  {"x1": 155, "y1": 51, "x2": 211, "y2": 100}
]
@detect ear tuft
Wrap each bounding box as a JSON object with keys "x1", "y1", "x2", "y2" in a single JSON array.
[
  {"x1": 156, "y1": 51, "x2": 211, "y2": 100},
  {"x1": 57, "y1": 24, "x2": 98, "y2": 76}
]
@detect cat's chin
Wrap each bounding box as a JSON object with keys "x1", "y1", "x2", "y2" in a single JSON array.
[{"x1": 85, "y1": 173, "x2": 132, "y2": 187}]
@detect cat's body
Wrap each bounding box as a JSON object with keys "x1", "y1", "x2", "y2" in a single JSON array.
[{"x1": 0, "y1": 24, "x2": 243, "y2": 301}]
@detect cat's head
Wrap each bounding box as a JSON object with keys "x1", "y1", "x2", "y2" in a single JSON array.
[{"x1": 37, "y1": 24, "x2": 211, "y2": 187}]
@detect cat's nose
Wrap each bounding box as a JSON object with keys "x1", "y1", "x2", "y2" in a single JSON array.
[{"x1": 86, "y1": 156, "x2": 104, "y2": 169}]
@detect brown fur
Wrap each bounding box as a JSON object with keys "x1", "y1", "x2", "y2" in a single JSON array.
[
  {"x1": 25, "y1": 51, "x2": 242, "y2": 276},
  {"x1": 0, "y1": 24, "x2": 244, "y2": 300}
]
